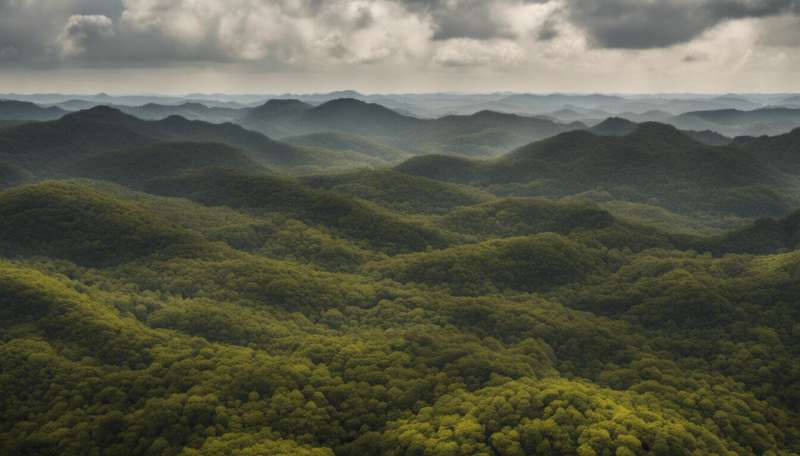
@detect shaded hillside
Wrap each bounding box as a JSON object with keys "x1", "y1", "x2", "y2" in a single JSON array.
[
  {"x1": 0, "y1": 120, "x2": 32, "y2": 129},
  {"x1": 237, "y1": 99, "x2": 314, "y2": 137},
  {"x1": 0, "y1": 182, "x2": 202, "y2": 266},
  {"x1": 0, "y1": 106, "x2": 338, "y2": 174},
  {"x1": 395, "y1": 153, "x2": 490, "y2": 182},
  {"x1": 369, "y1": 233, "x2": 607, "y2": 295},
  {"x1": 0, "y1": 262, "x2": 156, "y2": 366},
  {"x1": 71, "y1": 142, "x2": 266, "y2": 188},
  {"x1": 285, "y1": 132, "x2": 409, "y2": 163},
  {"x1": 438, "y1": 197, "x2": 693, "y2": 252},
  {"x1": 301, "y1": 169, "x2": 491, "y2": 214},
  {"x1": 301, "y1": 98, "x2": 422, "y2": 138},
  {"x1": 0, "y1": 109, "x2": 155, "y2": 173},
  {"x1": 670, "y1": 107, "x2": 800, "y2": 136},
  {"x1": 238, "y1": 98, "x2": 581, "y2": 156},
  {"x1": 588, "y1": 117, "x2": 638, "y2": 136},
  {"x1": 119, "y1": 102, "x2": 241, "y2": 123},
  {"x1": 697, "y1": 210, "x2": 800, "y2": 255},
  {"x1": 397, "y1": 123, "x2": 795, "y2": 217},
  {"x1": 0, "y1": 100, "x2": 66, "y2": 121},
  {"x1": 437, "y1": 198, "x2": 615, "y2": 237},
  {"x1": 1, "y1": 168, "x2": 799, "y2": 455},
  {"x1": 416, "y1": 110, "x2": 583, "y2": 156},
  {"x1": 145, "y1": 168, "x2": 450, "y2": 253},
  {"x1": 737, "y1": 127, "x2": 800, "y2": 174},
  {"x1": 0, "y1": 161, "x2": 31, "y2": 189},
  {"x1": 684, "y1": 129, "x2": 732, "y2": 146},
  {"x1": 239, "y1": 98, "x2": 420, "y2": 140},
  {"x1": 590, "y1": 117, "x2": 731, "y2": 145}
]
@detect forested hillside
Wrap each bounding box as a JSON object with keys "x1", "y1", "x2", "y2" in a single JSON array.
[
  {"x1": 238, "y1": 98, "x2": 581, "y2": 156},
  {"x1": 1, "y1": 103, "x2": 799, "y2": 456},
  {"x1": 397, "y1": 123, "x2": 800, "y2": 220}
]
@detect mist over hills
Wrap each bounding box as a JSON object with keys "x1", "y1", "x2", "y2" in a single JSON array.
[
  {"x1": 0, "y1": 100, "x2": 67, "y2": 121},
  {"x1": 2, "y1": 91, "x2": 800, "y2": 455},
  {"x1": 7, "y1": 91, "x2": 800, "y2": 151},
  {"x1": 397, "y1": 122, "x2": 800, "y2": 218}
]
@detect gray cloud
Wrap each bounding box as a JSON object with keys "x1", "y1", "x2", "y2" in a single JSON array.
[
  {"x1": 56, "y1": 15, "x2": 115, "y2": 58},
  {"x1": 683, "y1": 52, "x2": 710, "y2": 62},
  {"x1": 536, "y1": 16, "x2": 561, "y2": 41},
  {"x1": 756, "y1": 14, "x2": 800, "y2": 46},
  {"x1": 0, "y1": 0, "x2": 123, "y2": 66},
  {"x1": 398, "y1": 0, "x2": 520, "y2": 40},
  {"x1": 564, "y1": 0, "x2": 800, "y2": 49},
  {"x1": 0, "y1": 0, "x2": 798, "y2": 88}
]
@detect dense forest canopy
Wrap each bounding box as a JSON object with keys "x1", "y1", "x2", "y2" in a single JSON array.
[{"x1": 1, "y1": 97, "x2": 799, "y2": 455}]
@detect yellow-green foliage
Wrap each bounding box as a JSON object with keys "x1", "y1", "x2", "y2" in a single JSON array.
[
  {"x1": 145, "y1": 168, "x2": 451, "y2": 254},
  {"x1": 369, "y1": 234, "x2": 608, "y2": 295},
  {"x1": 302, "y1": 169, "x2": 492, "y2": 215},
  {"x1": 0, "y1": 178, "x2": 799, "y2": 456},
  {"x1": 0, "y1": 182, "x2": 204, "y2": 266}
]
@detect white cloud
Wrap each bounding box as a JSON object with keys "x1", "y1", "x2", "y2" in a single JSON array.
[
  {"x1": 55, "y1": 14, "x2": 114, "y2": 58},
  {"x1": 433, "y1": 39, "x2": 526, "y2": 67}
]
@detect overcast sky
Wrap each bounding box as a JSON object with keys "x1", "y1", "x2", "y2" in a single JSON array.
[{"x1": 1, "y1": 0, "x2": 799, "y2": 94}]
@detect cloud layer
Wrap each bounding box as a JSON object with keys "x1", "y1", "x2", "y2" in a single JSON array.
[{"x1": 0, "y1": 0, "x2": 798, "y2": 92}]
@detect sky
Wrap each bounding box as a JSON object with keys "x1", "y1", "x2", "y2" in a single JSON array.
[{"x1": 0, "y1": 0, "x2": 799, "y2": 94}]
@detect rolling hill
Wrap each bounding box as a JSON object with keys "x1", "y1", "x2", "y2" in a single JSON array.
[
  {"x1": 284, "y1": 132, "x2": 409, "y2": 163},
  {"x1": 589, "y1": 117, "x2": 731, "y2": 145},
  {"x1": 370, "y1": 233, "x2": 607, "y2": 295},
  {"x1": 698, "y1": 210, "x2": 800, "y2": 255},
  {"x1": 118, "y1": 102, "x2": 241, "y2": 123},
  {"x1": 238, "y1": 98, "x2": 582, "y2": 157},
  {"x1": 670, "y1": 107, "x2": 800, "y2": 136},
  {"x1": 0, "y1": 100, "x2": 67, "y2": 121},
  {"x1": 0, "y1": 161, "x2": 31, "y2": 189},
  {"x1": 737, "y1": 127, "x2": 800, "y2": 173},
  {"x1": 70, "y1": 142, "x2": 266, "y2": 188},
  {"x1": 2, "y1": 93, "x2": 800, "y2": 456},
  {"x1": 397, "y1": 123, "x2": 797, "y2": 217},
  {"x1": 144, "y1": 168, "x2": 451, "y2": 253},
  {"x1": 0, "y1": 181, "x2": 203, "y2": 266},
  {"x1": 237, "y1": 99, "x2": 314, "y2": 137},
  {"x1": 0, "y1": 106, "x2": 347, "y2": 175},
  {"x1": 300, "y1": 169, "x2": 491, "y2": 214},
  {"x1": 416, "y1": 110, "x2": 584, "y2": 156}
]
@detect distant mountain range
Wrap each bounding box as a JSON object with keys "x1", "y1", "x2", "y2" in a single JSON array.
[
  {"x1": 396, "y1": 122, "x2": 800, "y2": 218},
  {"x1": 668, "y1": 107, "x2": 800, "y2": 136},
  {"x1": 0, "y1": 100, "x2": 67, "y2": 121},
  {"x1": 5, "y1": 92, "x2": 800, "y2": 147},
  {"x1": 239, "y1": 98, "x2": 583, "y2": 156},
  {"x1": 5, "y1": 90, "x2": 800, "y2": 118},
  {"x1": 1, "y1": 98, "x2": 799, "y2": 248},
  {"x1": 0, "y1": 106, "x2": 355, "y2": 176}
]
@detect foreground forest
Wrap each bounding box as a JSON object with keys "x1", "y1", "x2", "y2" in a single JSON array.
[{"x1": 1, "y1": 101, "x2": 799, "y2": 455}]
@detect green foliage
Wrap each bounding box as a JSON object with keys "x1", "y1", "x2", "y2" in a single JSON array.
[
  {"x1": 302, "y1": 169, "x2": 492, "y2": 215},
  {"x1": 698, "y1": 211, "x2": 800, "y2": 255},
  {"x1": 396, "y1": 124, "x2": 800, "y2": 218},
  {"x1": 0, "y1": 161, "x2": 31, "y2": 189},
  {"x1": 0, "y1": 106, "x2": 370, "y2": 177},
  {"x1": 1, "y1": 129, "x2": 800, "y2": 456},
  {"x1": 370, "y1": 234, "x2": 608, "y2": 295},
  {"x1": 0, "y1": 182, "x2": 203, "y2": 266},
  {"x1": 71, "y1": 142, "x2": 266, "y2": 188},
  {"x1": 285, "y1": 132, "x2": 409, "y2": 163},
  {"x1": 145, "y1": 168, "x2": 451, "y2": 254},
  {"x1": 739, "y1": 128, "x2": 800, "y2": 173},
  {"x1": 437, "y1": 198, "x2": 614, "y2": 238}
]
